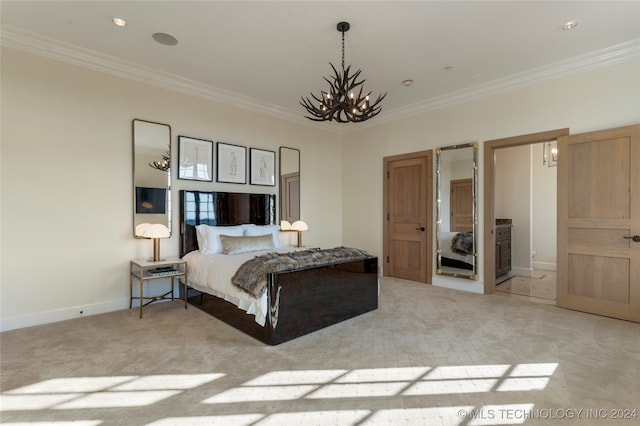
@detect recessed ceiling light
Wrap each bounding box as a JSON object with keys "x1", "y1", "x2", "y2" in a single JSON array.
[
  {"x1": 152, "y1": 32, "x2": 179, "y2": 46},
  {"x1": 562, "y1": 20, "x2": 578, "y2": 30},
  {"x1": 112, "y1": 17, "x2": 127, "y2": 27},
  {"x1": 402, "y1": 79, "x2": 413, "y2": 87}
]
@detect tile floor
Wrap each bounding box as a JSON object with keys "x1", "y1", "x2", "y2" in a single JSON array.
[{"x1": 495, "y1": 270, "x2": 557, "y2": 305}]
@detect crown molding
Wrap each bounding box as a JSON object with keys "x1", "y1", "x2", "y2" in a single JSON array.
[
  {"x1": 1, "y1": 26, "x2": 341, "y2": 134},
  {"x1": 2, "y1": 26, "x2": 637, "y2": 136},
  {"x1": 357, "y1": 38, "x2": 640, "y2": 132}
]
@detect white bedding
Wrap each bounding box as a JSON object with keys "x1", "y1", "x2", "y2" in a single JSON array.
[
  {"x1": 440, "y1": 231, "x2": 474, "y2": 265},
  {"x1": 183, "y1": 246, "x2": 298, "y2": 326}
]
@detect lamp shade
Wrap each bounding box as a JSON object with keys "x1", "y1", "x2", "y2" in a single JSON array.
[
  {"x1": 280, "y1": 220, "x2": 292, "y2": 231},
  {"x1": 135, "y1": 223, "x2": 170, "y2": 239},
  {"x1": 291, "y1": 220, "x2": 308, "y2": 231},
  {"x1": 135, "y1": 223, "x2": 151, "y2": 237}
]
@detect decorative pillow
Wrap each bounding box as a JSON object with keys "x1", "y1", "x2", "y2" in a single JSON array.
[
  {"x1": 243, "y1": 224, "x2": 282, "y2": 248},
  {"x1": 196, "y1": 225, "x2": 244, "y2": 254},
  {"x1": 219, "y1": 234, "x2": 275, "y2": 255}
]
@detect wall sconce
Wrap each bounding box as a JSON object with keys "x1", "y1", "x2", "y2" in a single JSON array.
[
  {"x1": 543, "y1": 141, "x2": 558, "y2": 167},
  {"x1": 135, "y1": 223, "x2": 171, "y2": 261},
  {"x1": 291, "y1": 220, "x2": 309, "y2": 247}
]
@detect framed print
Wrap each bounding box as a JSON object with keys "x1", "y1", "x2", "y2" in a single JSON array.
[
  {"x1": 250, "y1": 148, "x2": 276, "y2": 186},
  {"x1": 217, "y1": 142, "x2": 246, "y2": 184},
  {"x1": 178, "y1": 136, "x2": 213, "y2": 181}
]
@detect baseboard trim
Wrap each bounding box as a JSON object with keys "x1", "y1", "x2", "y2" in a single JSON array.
[
  {"x1": 533, "y1": 261, "x2": 557, "y2": 271},
  {"x1": 511, "y1": 267, "x2": 533, "y2": 276},
  {"x1": 0, "y1": 299, "x2": 129, "y2": 332},
  {"x1": 432, "y1": 275, "x2": 484, "y2": 294}
]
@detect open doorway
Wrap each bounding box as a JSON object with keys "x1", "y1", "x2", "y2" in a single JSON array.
[
  {"x1": 492, "y1": 143, "x2": 557, "y2": 304},
  {"x1": 483, "y1": 128, "x2": 569, "y2": 299}
]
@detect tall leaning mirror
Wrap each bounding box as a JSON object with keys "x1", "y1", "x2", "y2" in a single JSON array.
[
  {"x1": 279, "y1": 147, "x2": 300, "y2": 222},
  {"x1": 436, "y1": 142, "x2": 478, "y2": 280},
  {"x1": 133, "y1": 119, "x2": 171, "y2": 237}
]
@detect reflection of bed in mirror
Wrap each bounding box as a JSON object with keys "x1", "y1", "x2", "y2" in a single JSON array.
[
  {"x1": 179, "y1": 190, "x2": 378, "y2": 345},
  {"x1": 435, "y1": 142, "x2": 478, "y2": 279},
  {"x1": 439, "y1": 231, "x2": 474, "y2": 270}
]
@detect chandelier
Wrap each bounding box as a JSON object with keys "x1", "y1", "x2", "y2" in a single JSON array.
[
  {"x1": 300, "y1": 22, "x2": 386, "y2": 123},
  {"x1": 149, "y1": 148, "x2": 170, "y2": 172}
]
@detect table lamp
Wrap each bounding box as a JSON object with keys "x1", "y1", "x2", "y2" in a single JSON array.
[
  {"x1": 135, "y1": 223, "x2": 171, "y2": 261},
  {"x1": 280, "y1": 220, "x2": 292, "y2": 231},
  {"x1": 291, "y1": 220, "x2": 308, "y2": 247}
]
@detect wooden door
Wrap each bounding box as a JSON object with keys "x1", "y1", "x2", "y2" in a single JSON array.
[
  {"x1": 450, "y1": 178, "x2": 473, "y2": 232},
  {"x1": 557, "y1": 125, "x2": 640, "y2": 322},
  {"x1": 383, "y1": 151, "x2": 433, "y2": 282}
]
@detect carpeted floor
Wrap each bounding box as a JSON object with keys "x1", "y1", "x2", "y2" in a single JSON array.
[{"x1": 1, "y1": 277, "x2": 639, "y2": 425}]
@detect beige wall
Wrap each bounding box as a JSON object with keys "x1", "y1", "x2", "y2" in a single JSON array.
[
  {"x1": 532, "y1": 143, "x2": 558, "y2": 270},
  {"x1": 1, "y1": 48, "x2": 342, "y2": 330},
  {"x1": 2, "y1": 46, "x2": 639, "y2": 330},
  {"x1": 341, "y1": 59, "x2": 640, "y2": 292}
]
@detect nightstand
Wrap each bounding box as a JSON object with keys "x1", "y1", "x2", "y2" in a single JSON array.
[{"x1": 129, "y1": 258, "x2": 188, "y2": 318}]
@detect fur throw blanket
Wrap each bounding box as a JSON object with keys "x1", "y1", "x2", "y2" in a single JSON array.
[
  {"x1": 232, "y1": 247, "x2": 371, "y2": 297},
  {"x1": 451, "y1": 232, "x2": 474, "y2": 255}
]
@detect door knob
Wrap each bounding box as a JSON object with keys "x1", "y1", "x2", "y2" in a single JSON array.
[
  {"x1": 416, "y1": 227, "x2": 426, "y2": 231},
  {"x1": 623, "y1": 235, "x2": 640, "y2": 243}
]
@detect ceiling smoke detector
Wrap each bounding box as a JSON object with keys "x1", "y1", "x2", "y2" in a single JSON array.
[{"x1": 562, "y1": 20, "x2": 578, "y2": 30}]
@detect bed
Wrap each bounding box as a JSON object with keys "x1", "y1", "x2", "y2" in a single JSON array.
[
  {"x1": 179, "y1": 190, "x2": 378, "y2": 345},
  {"x1": 439, "y1": 231, "x2": 474, "y2": 270}
]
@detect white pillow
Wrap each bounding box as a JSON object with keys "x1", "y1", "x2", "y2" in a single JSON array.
[
  {"x1": 195, "y1": 226, "x2": 206, "y2": 251},
  {"x1": 196, "y1": 224, "x2": 244, "y2": 254},
  {"x1": 219, "y1": 234, "x2": 275, "y2": 255},
  {"x1": 243, "y1": 224, "x2": 282, "y2": 248}
]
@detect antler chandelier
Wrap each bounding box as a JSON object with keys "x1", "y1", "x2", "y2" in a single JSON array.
[
  {"x1": 149, "y1": 148, "x2": 170, "y2": 172},
  {"x1": 300, "y1": 22, "x2": 386, "y2": 123}
]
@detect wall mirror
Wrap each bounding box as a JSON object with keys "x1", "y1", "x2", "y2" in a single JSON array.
[
  {"x1": 436, "y1": 142, "x2": 478, "y2": 280},
  {"x1": 133, "y1": 119, "x2": 171, "y2": 237},
  {"x1": 279, "y1": 147, "x2": 300, "y2": 222}
]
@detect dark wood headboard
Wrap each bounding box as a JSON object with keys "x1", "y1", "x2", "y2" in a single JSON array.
[{"x1": 179, "y1": 190, "x2": 276, "y2": 257}]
